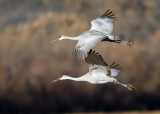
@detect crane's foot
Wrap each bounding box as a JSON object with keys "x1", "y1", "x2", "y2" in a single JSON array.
[
  {"x1": 126, "y1": 84, "x2": 135, "y2": 91},
  {"x1": 121, "y1": 41, "x2": 134, "y2": 47}
]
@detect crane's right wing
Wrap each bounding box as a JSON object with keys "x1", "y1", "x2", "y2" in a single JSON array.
[{"x1": 90, "y1": 9, "x2": 116, "y2": 34}]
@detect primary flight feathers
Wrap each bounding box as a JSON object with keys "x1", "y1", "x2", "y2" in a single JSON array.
[
  {"x1": 100, "y1": 9, "x2": 116, "y2": 19},
  {"x1": 85, "y1": 49, "x2": 108, "y2": 66}
]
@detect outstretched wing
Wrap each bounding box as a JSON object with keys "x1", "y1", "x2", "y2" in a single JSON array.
[
  {"x1": 85, "y1": 49, "x2": 108, "y2": 66},
  {"x1": 90, "y1": 9, "x2": 116, "y2": 34},
  {"x1": 85, "y1": 50, "x2": 122, "y2": 77},
  {"x1": 72, "y1": 36, "x2": 105, "y2": 59}
]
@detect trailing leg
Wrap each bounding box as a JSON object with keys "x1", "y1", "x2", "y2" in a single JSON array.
[{"x1": 116, "y1": 82, "x2": 136, "y2": 91}]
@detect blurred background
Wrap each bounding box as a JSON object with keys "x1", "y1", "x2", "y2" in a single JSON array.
[{"x1": 0, "y1": 0, "x2": 160, "y2": 113}]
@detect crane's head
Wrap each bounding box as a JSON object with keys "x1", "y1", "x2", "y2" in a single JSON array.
[
  {"x1": 50, "y1": 35, "x2": 62, "y2": 44},
  {"x1": 58, "y1": 35, "x2": 67, "y2": 40},
  {"x1": 52, "y1": 75, "x2": 63, "y2": 83},
  {"x1": 52, "y1": 75, "x2": 69, "y2": 83}
]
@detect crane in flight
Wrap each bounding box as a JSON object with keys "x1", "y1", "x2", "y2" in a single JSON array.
[
  {"x1": 51, "y1": 9, "x2": 134, "y2": 59},
  {"x1": 52, "y1": 50, "x2": 136, "y2": 91}
]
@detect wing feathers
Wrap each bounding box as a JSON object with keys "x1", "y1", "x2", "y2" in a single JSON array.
[
  {"x1": 110, "y1": 62, "x2": 123, "y2": 70},
  {"x1": 110, "y1": 62, "x2": 116, "y2": 67},
  {"x1": 85, "y1": 50, "x2": 123, "y2": 71},
  {"x1": 85, "y1": 49, "x2": 108, "y2": 66},
  {"x1": 100, "y1": 9, "x2": 117, "y2": 19},
  {"x1": 90, "y1": 9, "x2": 116, "y2": 34},
  {"x1": 85, "y1": 50, "x2": 122, "y2": 77},
  {"x1": 72, "y1": 36, "x2": 105, "y2": 59}
]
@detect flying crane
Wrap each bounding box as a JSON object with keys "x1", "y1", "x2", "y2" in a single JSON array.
[
  {"x1": 52, "y1": 50, "x2": 136, "y2": 90},
  {"x1": 51, "y1": 9, "x2": 134, "y2": 59}
]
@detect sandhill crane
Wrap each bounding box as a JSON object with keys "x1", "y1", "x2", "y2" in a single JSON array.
[
  {"x1": 52, "y1": 50, "x2": 136, "y2": 91},
  {"x1": 51, "y1": 9, "x2": 134, "y2": 59}
]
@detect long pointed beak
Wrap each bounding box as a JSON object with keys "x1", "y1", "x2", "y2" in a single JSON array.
[
  {"x1": 51, "y1": 38, "x2": 59, "y2": 44},
  {"x1": 52, "y1": 78, "x2": 60, "y2": 83}
]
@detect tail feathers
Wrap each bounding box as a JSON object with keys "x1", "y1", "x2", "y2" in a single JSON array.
[{"x1": 110, "y1": 69, "x2": 120, "y2": 77}]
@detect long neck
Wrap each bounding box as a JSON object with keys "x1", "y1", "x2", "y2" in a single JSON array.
[
  {"x1": 62, "y1": 75, "x2": 88, "y2": 82},
  {"x1": 62, "y1": 36, "x2": 80, "y2": 40}
]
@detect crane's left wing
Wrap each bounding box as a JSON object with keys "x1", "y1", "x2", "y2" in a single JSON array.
[
  {"x1": 73, "y1": 36, "x2": 105, "y2": 59},
  {"x1": 85, "y1": 49, "x2": 108, "y2": 66},
  {"x1": 90, "y1": 9, "x2": 116, "y2": 34}
]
